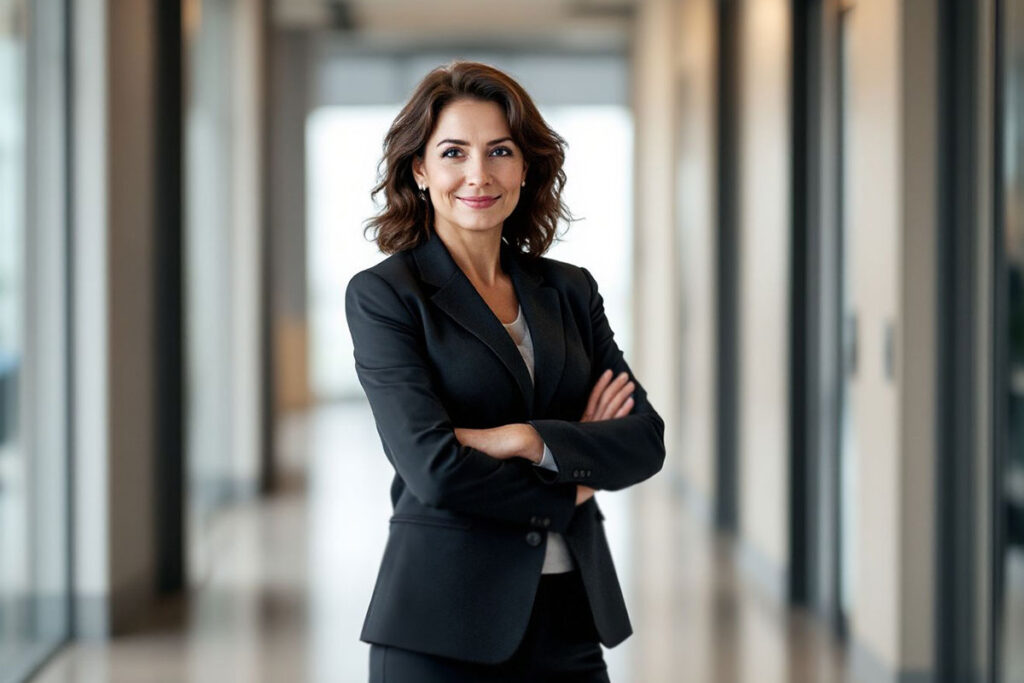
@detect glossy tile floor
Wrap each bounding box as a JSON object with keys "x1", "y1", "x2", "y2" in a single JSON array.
[{"x1": 30, "y1": 401, "x2": 853, "y2": 683}]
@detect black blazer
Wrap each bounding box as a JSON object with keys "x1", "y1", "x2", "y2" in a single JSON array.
[{"x1": 345, "y1": 232, "x2": 666, "y2": 664}]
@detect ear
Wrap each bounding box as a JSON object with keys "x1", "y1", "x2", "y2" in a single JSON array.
[
  {"x1": 412, "y1": 155, "x2": 427, "y2": 187},
  {"x1": 521, "y1": 161, "x2": 529, "y2": 186}
]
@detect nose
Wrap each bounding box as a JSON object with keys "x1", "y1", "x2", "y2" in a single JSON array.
[{"x1": 464, "y1": 155, "x2": 491, "y2": 187}]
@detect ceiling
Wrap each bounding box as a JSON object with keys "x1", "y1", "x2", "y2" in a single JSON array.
[{"x1": 273, "y1": 0, "x2": 637, "y2": 49}]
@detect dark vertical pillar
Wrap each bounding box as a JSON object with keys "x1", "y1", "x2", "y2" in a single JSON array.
[
  {"x1": 789, "y1": 0, "x2": 813, "y2": 606},
  {"x1": 991, "y1": 1, "x2": 1007, "y2": 679},
  {"x1": 715, "y1": 0, "x2": 741, "y2": 533},
  {"x1": 153, "y1": 0, "x2": 185, "y2": 593},
  {"x1": 935, "y1": 0, "x2": 979, "y2": 679}
]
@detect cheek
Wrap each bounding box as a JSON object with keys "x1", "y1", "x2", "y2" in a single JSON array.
[{"x1": 434, "y1": 172, "x2": 463, "y2": 196}]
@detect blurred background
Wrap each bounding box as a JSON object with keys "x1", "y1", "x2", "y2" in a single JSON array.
[{"x1": 0, "y1": 0, "x2": 1020, "y2": 681}]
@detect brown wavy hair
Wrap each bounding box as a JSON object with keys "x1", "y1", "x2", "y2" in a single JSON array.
[{"x1": 365, "y1": 61, "x2": 573, "y2": 256}]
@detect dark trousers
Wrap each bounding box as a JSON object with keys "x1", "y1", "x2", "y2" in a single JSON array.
[{"x1": 368, "y1": 570, "x2": 611, "y2": 682}]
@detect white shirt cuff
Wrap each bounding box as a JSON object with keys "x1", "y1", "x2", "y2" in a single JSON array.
[{"x1": 534, "y1": 443, "x2": 559, "y2": 472}]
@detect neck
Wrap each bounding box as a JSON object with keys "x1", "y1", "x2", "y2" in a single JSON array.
[{"x1": 435, "y1": 224, "x2": 504, "y2": 286}]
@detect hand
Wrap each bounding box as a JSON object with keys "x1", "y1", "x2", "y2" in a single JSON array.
[
  {"x1": 580, "y1": 369, "x2": 635, "y2": 423},
  {"x1": 576, "y1": 485, "x2": 595, "y2": 506},
  {"x1": 453, "y1": 424, "x2": 544, "y2": 464}
]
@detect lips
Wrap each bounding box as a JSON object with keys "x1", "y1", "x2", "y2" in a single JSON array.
[{"x1": 458, "y1": 195, "x2": 500, "y2": 209}]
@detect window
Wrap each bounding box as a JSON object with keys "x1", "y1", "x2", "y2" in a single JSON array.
[{"x1": 0, "y1": 0, "x2": 71, "y2": 679}]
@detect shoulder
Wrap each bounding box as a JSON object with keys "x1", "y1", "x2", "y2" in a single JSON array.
[
  {"x1": 344, "y1": 249, "x2": 423, "y2": 324},
  {"x1": 346, "y1": 250, "x2": 417, "y2": 297},
  {"x1": 523, "y1": 253, "x2": 598, "y2": 300}
]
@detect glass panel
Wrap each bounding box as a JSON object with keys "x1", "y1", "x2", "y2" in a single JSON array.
[
  {"x1": 0, "y1": 0, "x2": 69, "y2": 679},
  {"x1": 185, "y1": 0, "x2": 262, "y2": 580},
  {"x1": 1001, "y1": 1, "x2": 1024, "y2": 680},
  {"x1": 307, "y1": 105, "x2": 401, "y2": 400},
  {"x1": 185, "y1": 0, "x2": 236, "y2": 579},
  {"x1": 0, "y1": 0, "x2": 29, "y2": 663}
]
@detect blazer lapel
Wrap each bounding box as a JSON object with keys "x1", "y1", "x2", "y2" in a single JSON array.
[
  {"x1": 502, "y1": 246, "x2": 566, "y2": 417},
  {"x1": 415, "y1": 234, "x2": 536, "y2": 413}
]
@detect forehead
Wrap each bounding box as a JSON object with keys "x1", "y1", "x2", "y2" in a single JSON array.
[{"x1": 429, "y1": 99, "x2": 511, "y2": 141}]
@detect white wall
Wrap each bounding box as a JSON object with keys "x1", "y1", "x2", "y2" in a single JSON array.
[
  {"x1": 844, "y1": 0, "x2": 902, "y2": 666},
  {"x1": 845, "y1": 0, "x2": 938, "y2": 675}
]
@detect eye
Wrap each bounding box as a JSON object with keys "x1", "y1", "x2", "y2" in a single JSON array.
[
  {"x1": 441, "y1": 147, "x2": 462, "y2": 158},
  {"x1": 490, "y1": 146, "x2": 514, "y2": 157}
]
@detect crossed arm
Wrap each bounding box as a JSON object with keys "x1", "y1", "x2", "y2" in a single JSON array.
[
  {"x1": 345, "y1": 266, "x2": 664, "y2": 533},
  {"x1": 453, "y1": 368, "x2": 639, "y2": 505}
]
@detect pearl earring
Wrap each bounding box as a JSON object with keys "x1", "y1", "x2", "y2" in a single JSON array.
[{"x1": 521, "y1": 180, "x2": 526, "y2": 187}]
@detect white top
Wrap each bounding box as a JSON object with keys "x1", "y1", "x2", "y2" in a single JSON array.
[{"x1": 502, "y1": 306, "x2": 576, "y2": 574}]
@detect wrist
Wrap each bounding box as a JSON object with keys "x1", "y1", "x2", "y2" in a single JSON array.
[{"x1": 520, "y1": 424, "x2": 544, "y2": 464}]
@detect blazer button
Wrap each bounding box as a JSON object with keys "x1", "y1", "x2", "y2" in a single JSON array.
[
  {"x1": 573, "y1": 469, "x2": 581, "y2": 478},
  {"x1": 525, "y1": 531, "x2": 543, "y2": 547},
  {"x1": 542, "y1": 518, "x2": 551, "y2": 528}
]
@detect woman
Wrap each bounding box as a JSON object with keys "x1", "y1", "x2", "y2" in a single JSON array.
[{"x1": 346, "y1": 61, "x2": 666, "y2": 682}]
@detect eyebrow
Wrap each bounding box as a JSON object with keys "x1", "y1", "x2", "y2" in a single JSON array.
[{"x1": 435, "y1": 137, "x2": 514, "y2": 148}]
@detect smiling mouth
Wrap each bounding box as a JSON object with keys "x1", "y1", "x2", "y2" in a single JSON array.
[{"x1": 458, "y1": 195, "x2": 500, "y2": 208}]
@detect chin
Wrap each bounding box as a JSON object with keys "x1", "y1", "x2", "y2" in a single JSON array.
[{"x1": 450, "y1": 214, "x2": 511, "y2": 233}]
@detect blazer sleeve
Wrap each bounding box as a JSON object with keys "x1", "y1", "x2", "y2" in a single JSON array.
[
  {"x1": 528, "y1": 267, "x2": 666, "y2": 491},
  {"x1": 346, "y1": 270, "x2": 578, "y2": 532}
]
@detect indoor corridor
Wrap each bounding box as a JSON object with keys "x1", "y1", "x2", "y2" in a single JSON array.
[{"x1": 5, "y1": 1, "x2": 1024, "y2": 681}]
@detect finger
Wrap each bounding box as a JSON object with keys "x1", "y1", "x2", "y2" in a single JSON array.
[
  {"x1": 595, "y1": 372, "x2": 630, "y2": 418},
  {"x1": 599, "y1": 381, "x2": 635, "y2": 420},
  {"x1": 612, "y1": 396, "x2": 634, "y2": 419},
  {"x1": 595, "y1": 372, "x2": 629, "y2": 416},
  {"x1": 585, "y1": 370, "x2": 606, "y2": 419},
  {"x1": 582, "y1": 369, "x2": 613, "y2": 421}
]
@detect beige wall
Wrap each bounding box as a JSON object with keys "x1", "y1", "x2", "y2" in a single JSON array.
[
  {"x1": 736, "y1": 0, "x2": 792, "y2": 584},
  {"x1": 107, "y1": 0, "x2": 159, "y2": 631},
  {"x1": 630, "y1": 0, "x2": 685, "y2": 678},
  {"x1": 73, "y1": 0, "x2": 159, "y2": 635},
  {"x1": 633, "y1": 0, "x2": 683, "y2": 459},
  {"x1": 229, "y1": 0, "x2": 267, "y2": 492},
  {"x1": 269, "y1": 30, "x2": 314, "y2": 413},
  {"x1": 676, "y1": 0, "x2": 718, "y2": 518},
  {"x1": 897, "y1": 0, "x2": 937, "y2": 671}
]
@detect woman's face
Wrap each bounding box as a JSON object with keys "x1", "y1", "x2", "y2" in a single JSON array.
[{"x1": 412, "y1": 98, "x2": 527, "y2": 240}]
